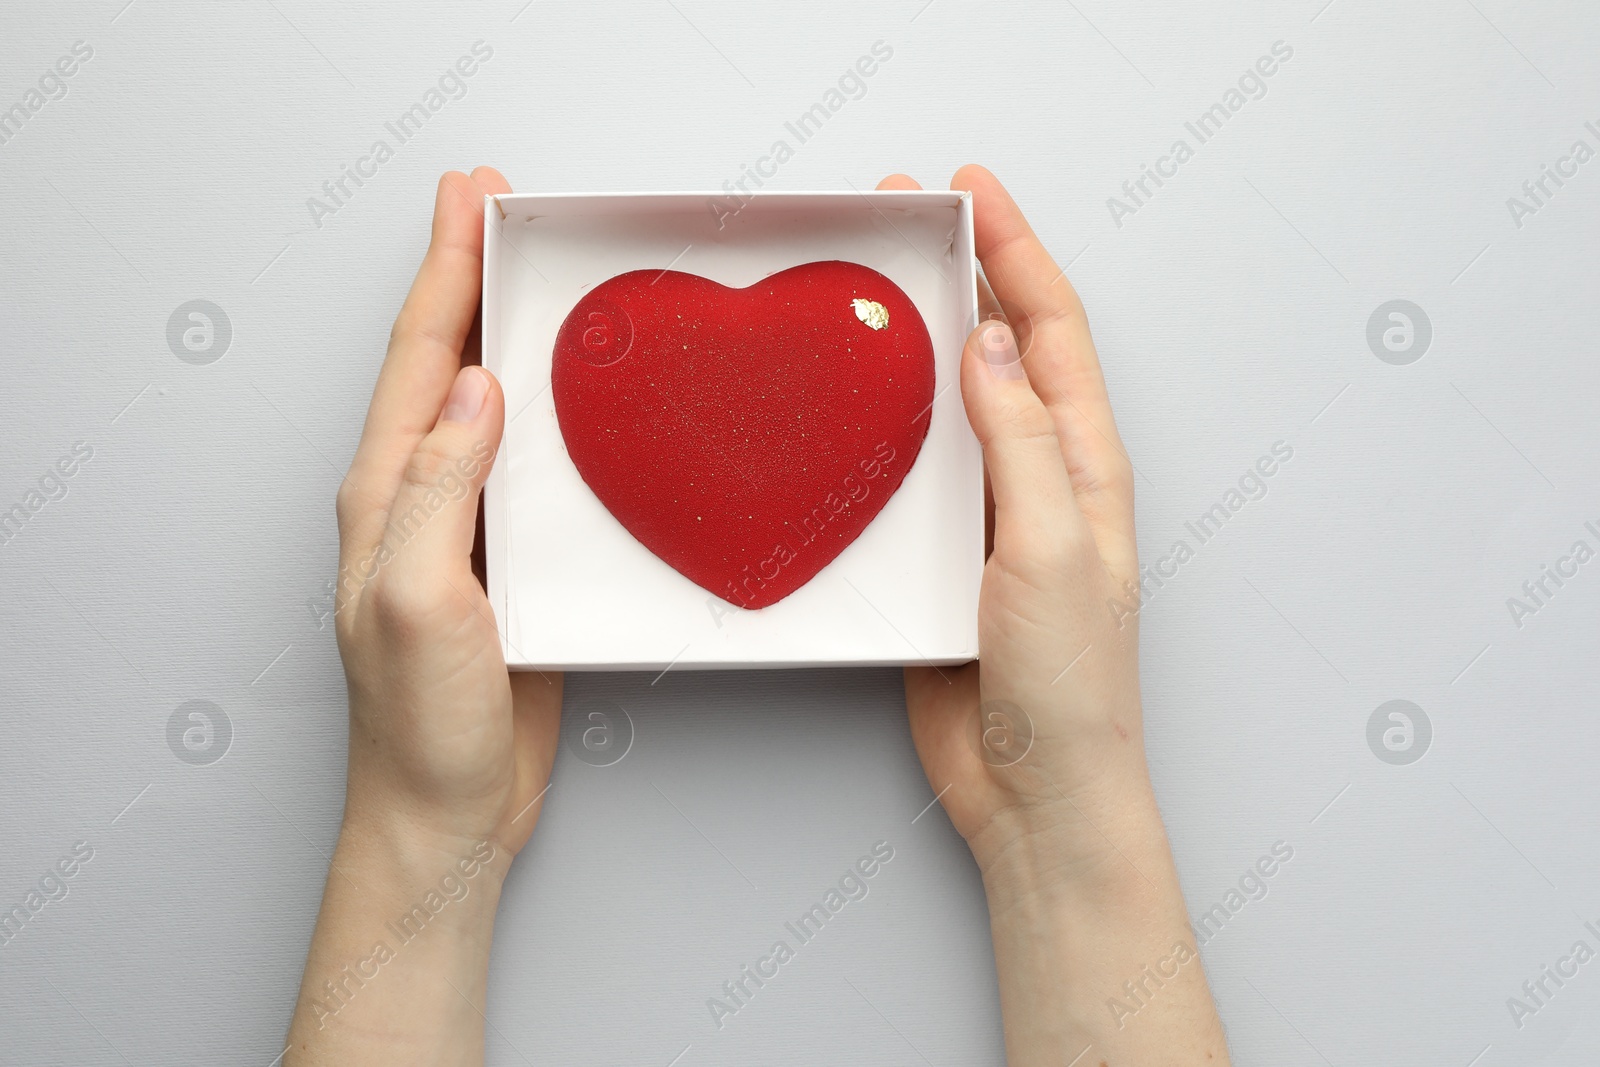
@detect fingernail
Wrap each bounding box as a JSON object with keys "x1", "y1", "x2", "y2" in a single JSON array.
[
  {"x1": 981, "y1": 321, "x2": 1025, "y2": 380},
  {"x1": 441, "y1": 366, "x2": 490, "y2": 423}
]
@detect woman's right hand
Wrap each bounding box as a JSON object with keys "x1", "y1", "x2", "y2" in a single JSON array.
[{"x1": 888, "y1": 165, "x2": 1231, "y2": 1067}]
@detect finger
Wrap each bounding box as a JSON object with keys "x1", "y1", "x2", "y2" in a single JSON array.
[
  {"x1": 976, "y1": 274, "x2": 1002, "y2": 322},
  {"x1": 499, "y1": 670, "x2": 564, "y2": 853},
  {"x1": 342, "y1": 169, "x2": 508, "y2": 557},
  {"x1": 959, "y1": 319, "x2": 1087, "y2": 566},
  {"x1": 969, "y1": 281, "x2": 1006, "y2": 556},
  {"x1": 875, "y1": 174, "x2": 1008, "y2": 320},
  {"x1": 469, "y1": 165, "x2": 512, "y2": 196},
  {"x1": 951, "y1": 164, "x2": 1107, "y2": 420},
  {"x1": 875, "y1": 173, "x2": 923, "y2": 190},
  {"x1": 874, "y1": 173, "x2": 1007, "y2": 551},
  {"x1": 952, "y1": 164, "x2": 1135, "y2": 576},
  {"x1": 373, "y1": 365, "x2": 506, "y2": 602},
  {"x1": 369, "y1": 171, "x2": 496, "y2": 469}
]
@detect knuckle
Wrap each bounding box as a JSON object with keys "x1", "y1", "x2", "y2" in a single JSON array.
[
  {"x1": 364, "y1": 572, "x2": 448, "y2": 642},
  {"x1": 334, "y1": 479, "x2": 360, "y2": 526},
  {"x1": 1080, "y1": 462, "x2": 1136, "y2": 535},
  {"x1": 390, "y1": 309, "x2": 460, "y2": 356},
  {"x1": 388, "y1": 311, "x2": 414, "y2": 345},
  {"x1": 334, "y1": 479, "x2": 379, "y2": 553},
  {"x1": 1025, "y1": 292, "x2": 1089, "y2": 340},
  {"x1": 402, "y1": 440, "x2": 465, "y2": 497},
  {"x1": 994, "y1": 399, "x2": 1058, "y2": 451},
  {"x1": 1064, "y1": 525, "x2": 1103, "y2": 569},
  {"x1": 1092, "y1": 452, "x2": 1136, "y2": 504}
]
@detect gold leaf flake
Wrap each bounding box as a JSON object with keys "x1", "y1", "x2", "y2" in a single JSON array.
[{"x1": 852, "y1": 298, "x2": 889, "y2": 330}]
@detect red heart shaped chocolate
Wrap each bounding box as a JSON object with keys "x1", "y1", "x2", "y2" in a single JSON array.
[{"x1": 552, "y1": 260, "x2": 935, "y2": 609}]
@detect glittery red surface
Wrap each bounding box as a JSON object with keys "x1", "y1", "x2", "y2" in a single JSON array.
[{"x1": 552, "y1": 260, "x2": 935, "y2": 609}]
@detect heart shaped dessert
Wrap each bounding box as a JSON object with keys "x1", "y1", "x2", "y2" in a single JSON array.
[{"x1": 552, "y1": 260, "x2": 935, "y2": 609}]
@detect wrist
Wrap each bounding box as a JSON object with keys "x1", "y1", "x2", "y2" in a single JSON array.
[
  {"x1": 968, "y1": 763, "x2": 1174, "y2": 909},
  {"x1": 287, "y1": 799, "x2": 510, "y2": 1059},
  {"x1": 334, "y1": 802, "x2": 512, "y2": 915},
  {"x1": 972, "y1": 773, "x2": 1230, "y2": 1067},
  {"x1": 342, "y1": 743, "x2": 517, "y2": 852}
]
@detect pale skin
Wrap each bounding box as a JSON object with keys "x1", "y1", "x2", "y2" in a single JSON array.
[{"x1": 285, "y1": 165, "x2": 1230, "y2": 1066}]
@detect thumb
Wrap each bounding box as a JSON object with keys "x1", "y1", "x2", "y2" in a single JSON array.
[
  {"x1": 959, "y1": 319, "x2": 1085, "y2": 558},
  {"x1": 379, "y1": 365, "x2": 504, "y2": 590}
]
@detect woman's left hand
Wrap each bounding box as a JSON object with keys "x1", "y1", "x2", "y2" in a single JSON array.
[
  {"x1": 332, "y1": 167, "x2": 562, "y2": 859},
  {"x1": 287, "y1": 168, "x2": 563, "y2": 1064}
]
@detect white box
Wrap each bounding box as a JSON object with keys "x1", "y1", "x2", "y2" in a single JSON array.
[{"x1": 482, "y1": 190, "x2": 982, "y2": 671}]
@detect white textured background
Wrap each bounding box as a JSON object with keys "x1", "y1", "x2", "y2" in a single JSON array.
[{"x1": 2, "y1": 2, "x2": 1598, "y2": 1064}]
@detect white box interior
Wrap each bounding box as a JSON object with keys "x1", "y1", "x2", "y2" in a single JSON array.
[{"x1": 483, "y1": 190, "x2": 981, "y2": 670}]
